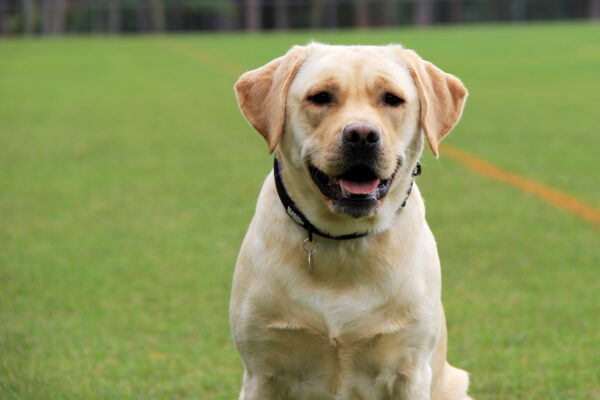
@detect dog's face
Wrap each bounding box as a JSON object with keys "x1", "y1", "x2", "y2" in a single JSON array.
[
  {"x1": 236, "y1": 44, "x2": 467, "y2": 229},
  {"x1": 284, "y1": 46, "x2": 423, "y2": 219}
]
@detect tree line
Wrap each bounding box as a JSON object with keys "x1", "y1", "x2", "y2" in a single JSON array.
[{"x1": 0, "y1": 0, "x2": 598, "y2": 35}]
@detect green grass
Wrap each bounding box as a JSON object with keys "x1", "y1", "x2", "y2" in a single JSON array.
[{"x1": 1, "y1": 22, "x2": 599, "y2": 399}]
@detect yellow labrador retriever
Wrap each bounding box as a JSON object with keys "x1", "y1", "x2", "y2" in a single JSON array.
[{"x1": 231, "y1": 43, "x2": 471, "y2": 400}]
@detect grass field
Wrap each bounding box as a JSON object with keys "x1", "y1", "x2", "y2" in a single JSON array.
[{"x1": 1, "y1": 22, "x2": 599, "y2": 399}]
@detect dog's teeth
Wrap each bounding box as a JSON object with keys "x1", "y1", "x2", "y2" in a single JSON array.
[{"x1": 340, "y1": 183, "x2": 349, "y2": 195}]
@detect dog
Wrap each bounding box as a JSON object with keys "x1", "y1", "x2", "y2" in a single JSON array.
[{"x1": 231, "y1": 43, "x2": 471, "y2": 400}]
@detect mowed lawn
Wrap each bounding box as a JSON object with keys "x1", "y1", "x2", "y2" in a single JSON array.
[{"x1": 1, "y1": 22, "x2": 599, "y2": 399}]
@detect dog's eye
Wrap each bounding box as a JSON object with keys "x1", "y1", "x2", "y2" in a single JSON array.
[
  {"x1": 308, "y1": 91, "x2": 332, "y2": 105},
  {"x1": 384, "y1": 93, "x2": 405, "y2": 107}
]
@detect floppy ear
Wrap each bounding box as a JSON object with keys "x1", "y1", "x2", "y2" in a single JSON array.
[
  {"x1": 402, "y1": 49, "x2": 468, "y2": 157},
  {"x1": 234, "y1": 46, "x2": 305, "y2": 153}
]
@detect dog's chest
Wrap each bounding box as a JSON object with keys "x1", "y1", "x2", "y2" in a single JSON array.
[
  {"x1": 240, "y1": 283, "x2": 433, "y2": 399},
  {"x1": 269, "y1": 283, "x2": 408, "y2": 342}
]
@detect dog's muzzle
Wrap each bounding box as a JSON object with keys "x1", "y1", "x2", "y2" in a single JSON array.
[{"x1": 308, "y1": 160, "x2": 399, "y2": 218}]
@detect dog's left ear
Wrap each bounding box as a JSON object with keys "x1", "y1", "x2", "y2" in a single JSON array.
[
  {"x1": 399, "y1": 48, "x2": 468, "y2": 157},
  {"x1": 234, "y1": 46, "x2": 305, "y2": 153}
]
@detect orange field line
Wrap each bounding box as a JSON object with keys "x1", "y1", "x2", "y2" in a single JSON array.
[
  {"x1": 162, "y1": 39, "x2": 245, "y2": 77},
  {"x1": 441, "y1": 143, "x2": 600, "y2": 227},
  {"x1": 163, "y1": 40, "x2": 600, "y2": 228}
]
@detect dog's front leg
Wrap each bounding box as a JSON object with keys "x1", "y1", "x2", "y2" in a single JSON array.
[
  {"x1": 238, "y1": 371, "x2": 290, "y2": 400},
  {"x1": 392, "y1": 363, "x2": 432, "y2": 400}
]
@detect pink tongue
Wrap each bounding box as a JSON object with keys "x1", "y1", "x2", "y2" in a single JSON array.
[{"x1": 339, "y1": 178, "x2": 380, "y2": 195}]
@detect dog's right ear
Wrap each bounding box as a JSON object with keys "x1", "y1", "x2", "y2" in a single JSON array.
[{"x1": 234, "y1": 46, "x2": 305, "y2": 153}]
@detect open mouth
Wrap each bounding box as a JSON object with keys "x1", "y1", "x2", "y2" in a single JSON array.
[{"x1": 308, "y1": 162, "x2": 396, "y2": 202}]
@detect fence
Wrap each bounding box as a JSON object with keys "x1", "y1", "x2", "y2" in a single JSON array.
[{"x1": 1, "y1": 0, "x2": 599, "y2": 35}]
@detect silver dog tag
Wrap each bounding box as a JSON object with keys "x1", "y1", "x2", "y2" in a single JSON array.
[{"x1": 302, "y1": 238, "x2": 319, "y2": 274}]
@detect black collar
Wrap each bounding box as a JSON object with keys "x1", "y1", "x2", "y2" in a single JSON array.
[{"x1": 273, "y1": 157, "x2": 420, "y2": 241}]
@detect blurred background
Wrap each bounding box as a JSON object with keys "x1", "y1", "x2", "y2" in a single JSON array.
[{"x1": 1, "y1": 0, "x2": 599, "y2": 35}]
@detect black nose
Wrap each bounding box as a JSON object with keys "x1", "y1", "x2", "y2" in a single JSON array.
[{"x1": 342, "y1": 123, "x2": 381, "y2": 150}]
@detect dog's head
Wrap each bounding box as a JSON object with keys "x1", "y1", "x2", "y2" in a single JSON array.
[{"x1": 235, "y1": 43, "x2": 467, "y2": 234}]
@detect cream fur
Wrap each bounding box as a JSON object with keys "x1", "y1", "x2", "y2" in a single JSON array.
[{"x1": 231, "y1": 43, "x2": 471, "y2": 400}]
